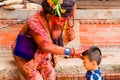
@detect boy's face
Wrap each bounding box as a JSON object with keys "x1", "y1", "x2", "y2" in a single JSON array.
[{"x1": 83, "y1": 55, "x2": 95, "y2": 71}]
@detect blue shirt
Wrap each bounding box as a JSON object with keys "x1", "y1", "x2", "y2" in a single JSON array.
[{"x1": 86, "y1": 68, "x2": 104, "y2": 80}]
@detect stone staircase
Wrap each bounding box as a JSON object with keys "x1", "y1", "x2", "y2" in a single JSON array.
[
  {"x1": 0, "y1": 48, "x2": 120, "y2": 80},
  {"x1": 0, "y1": 8, "x2": 120, "y2": 80}
]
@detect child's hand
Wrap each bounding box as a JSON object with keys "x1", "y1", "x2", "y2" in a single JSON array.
[{"x1": 74, "y1": 46, "x2": 90, "y2": 59}]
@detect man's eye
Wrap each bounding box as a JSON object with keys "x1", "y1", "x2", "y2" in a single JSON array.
[{"x1": 58, "y1": 20, "x2": 62, "y2": 22}]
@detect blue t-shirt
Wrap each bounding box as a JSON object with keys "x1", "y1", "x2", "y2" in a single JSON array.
[{"x1": 86, "y1": 68, "x2": 104, "y2": 80}]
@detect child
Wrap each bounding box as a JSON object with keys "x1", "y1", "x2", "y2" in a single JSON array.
[{"x1": 82, "y1": 46, "x2": 104, "y2": 80}]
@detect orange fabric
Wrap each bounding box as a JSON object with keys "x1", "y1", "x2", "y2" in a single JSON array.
[
  {"x1": 12, "y1": 9, "x2": 55, "y2": 80},
  {"x1": 12, "y1": 9, "x2": 75, "y2": 80},
  {"x1": 22, "y1": 52, "x2": 52, "y2": 79},
  {"x1": 27, "y1": 10, "x2": 50, "y2": 40},
  {"x1": 23, "y1": 10, "x2": 54, "y2": 79}
]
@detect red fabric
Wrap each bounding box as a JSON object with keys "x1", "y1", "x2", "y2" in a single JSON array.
[
  {"x1": 28, "y1": 10, "x2": 49, "y2": 40},
  {"x1": 26, "y1": 10, "x2": 54, "y2": 79},
  {"x1": 22, "y1": 52, "x2": 52, "y2": 79},
  {"x1": 13, "y1": 9, "x2": 55, "y2": 80}
]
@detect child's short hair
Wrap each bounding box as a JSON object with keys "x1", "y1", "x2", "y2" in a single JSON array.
[{"x1": 82, "y1": 46, "x2": 102, "y2": 65}]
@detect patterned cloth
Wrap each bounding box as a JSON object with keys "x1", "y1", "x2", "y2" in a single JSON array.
[
  {"x1": 12, "y1": 8, "x2": 75, "y2": 80},
  {"x1": 22, "y1": 9, "x2": 53, "y2": 79},
  {"x1": 86, "y1": 67, "x2": 104, "y2": 80}
]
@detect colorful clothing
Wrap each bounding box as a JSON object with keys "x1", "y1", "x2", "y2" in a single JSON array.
[
  {"x1": 12, "y1": 9, "x2": 75, "y2": 80},
  {"x1": 12, "y1": 9, "x2": 54, "y2": 80},
  {"x1": 86, "y1": 68, "x2": 104, "y2": 80}
]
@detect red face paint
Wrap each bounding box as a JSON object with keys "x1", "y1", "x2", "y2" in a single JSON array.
[{"x1": 51, "y1": 16, "x2": 66, "y2": 30}]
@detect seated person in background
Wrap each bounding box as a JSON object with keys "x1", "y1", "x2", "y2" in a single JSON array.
[{"x1": 82, "y1": 46, "x2": 104, "y2": 80}]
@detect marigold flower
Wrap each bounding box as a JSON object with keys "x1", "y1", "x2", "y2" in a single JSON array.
[{"x1": 61, "y1": 9, "x2": 66, "y2": 13}]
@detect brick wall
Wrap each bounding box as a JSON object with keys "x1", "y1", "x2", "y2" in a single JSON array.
[
  {"x1": 0, "y1": 20, "x2": 24, "y2": 49},
  {"x1": 56, "y1": 73, "x2": 120, "y2": 80},
  {"x1": 1, "y1": 19, "x2": 120, "y2": 49},
  {"x1": 79, "y1": 20, "x2": 120, "y2": 48}
]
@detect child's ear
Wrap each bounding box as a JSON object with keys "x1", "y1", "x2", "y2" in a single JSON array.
[{"x1": 92, "y1": 61, "x2": 97, "y2": 68}]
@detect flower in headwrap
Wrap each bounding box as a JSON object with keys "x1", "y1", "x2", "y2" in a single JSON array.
[
  {"x1": 42, "y1": 0, "x2": 76, "y2": 17},
  {"x1": 47, "y1": 0, "x2": 63, "y2": 17}
]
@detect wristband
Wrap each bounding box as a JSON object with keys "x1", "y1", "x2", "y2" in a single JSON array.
[
  {"x1": 71, "y1": 48, "x2": 75, "y2": 57},
  {"x1": 64, "y1": 48, "x2": 71, "y2": 55}
]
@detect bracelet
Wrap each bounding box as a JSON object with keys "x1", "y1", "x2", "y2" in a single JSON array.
[
  {"x1": 64, "y1": 48, "x2": 71, "y2": 55},
  {"x1": 70, "y1": 48, "x2": 75, "y2": 57}
]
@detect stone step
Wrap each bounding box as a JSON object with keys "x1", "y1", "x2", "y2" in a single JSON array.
[
  {"x1": 0, "y1": 50, "x2": 120, "y2": 80},
  {"x1": 1, "y1": 8, "x2": 120, "y2": 20}
]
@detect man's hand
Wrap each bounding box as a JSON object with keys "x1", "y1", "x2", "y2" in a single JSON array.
[{"x1": 74, "y1": 46, "x2": 90, "y2": 59}]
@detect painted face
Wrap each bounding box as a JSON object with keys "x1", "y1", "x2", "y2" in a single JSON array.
[
  {"x1": 49, "y1": 16, "x2": 66, "y2": 40},
  {"x1": 51, "y1": 16, "x2": 66, "y2": 30},
  {"x1": 83, "y1": 56, "x2": 93, "y2": 71}
]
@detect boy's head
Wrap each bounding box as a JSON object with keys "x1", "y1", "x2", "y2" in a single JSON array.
[{"x1": 82, "y1": 46, "x2": 102, "y2": 71}]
